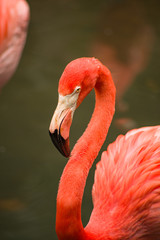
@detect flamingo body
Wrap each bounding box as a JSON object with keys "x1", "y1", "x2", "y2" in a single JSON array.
[
  {"x1": 88, "y1": 126, "x2": 160, "y2": 239},
  {"x1": 49, "y1": 58, "x2": 160, "y2": 240},
  {"x1": 0, "y1": 0, "x2": 29, "y2": 89}
]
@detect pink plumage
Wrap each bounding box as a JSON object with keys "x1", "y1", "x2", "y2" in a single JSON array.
[
  {"x1": 49, "y1": 57, "x2": 160, "y2": 240},
  {"x1": 0, "y1": 0, "x2": 30, "y2": 89},
  {"x1": 89, "y1": 126, "x2": 160, "y2": 239}
]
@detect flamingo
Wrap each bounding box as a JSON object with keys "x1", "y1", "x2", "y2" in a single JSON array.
[
  {"x1": 0, "y1": 0, "x2": 30, "y2": 89},
  {"x1": 49, "y1": 57, "x2": 160, "y2": 240}
]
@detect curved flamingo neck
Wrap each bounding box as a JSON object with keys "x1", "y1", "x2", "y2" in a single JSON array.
[{"x1": 56, "y1": 66, "x2": 116, "y2": 240}]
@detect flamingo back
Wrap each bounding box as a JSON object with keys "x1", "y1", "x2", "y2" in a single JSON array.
[{"x1": 87, "y1": 126, "x2": 160, "y2": 239}]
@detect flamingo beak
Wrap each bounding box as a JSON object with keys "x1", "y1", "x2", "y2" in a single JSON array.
[{"x1": 49, "y1": 95, "x2": 74, "y2": 157}]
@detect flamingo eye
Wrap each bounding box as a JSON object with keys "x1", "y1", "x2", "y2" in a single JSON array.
[{"x1": 75, "y1": 87, "x2": 81, "y2": 94}]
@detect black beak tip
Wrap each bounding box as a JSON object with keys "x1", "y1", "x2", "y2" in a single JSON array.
[{"x1": 49, "y1": 130, "x2": 70, "y2": 158}]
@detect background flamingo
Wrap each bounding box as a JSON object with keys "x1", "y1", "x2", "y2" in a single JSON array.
[
  {"x1": 49, "y1": 57, "x2": 160, "y2": 240},
  {"x1": 0, "y1": 0, "x2": 30, "y2": 90}
]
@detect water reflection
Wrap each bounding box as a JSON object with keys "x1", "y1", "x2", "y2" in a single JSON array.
[
  {"x1": 0, "y1": 0, "x2": 160, "y2": 240},
  {"x1": 91, "y1": 0, "x2": 155, "y2": 114}
]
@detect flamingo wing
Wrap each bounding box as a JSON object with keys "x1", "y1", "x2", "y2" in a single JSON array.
[{"x1": 86, "y1": 126, "x2": 160, "y2": 239}]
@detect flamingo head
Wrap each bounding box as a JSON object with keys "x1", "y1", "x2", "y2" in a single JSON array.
[{"x1": 49, "y1": 57, "x2": 100, "y2": 157}]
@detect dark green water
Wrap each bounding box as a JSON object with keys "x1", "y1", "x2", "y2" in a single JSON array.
[{"x1": 0, "y1": 0, "x2": 160, "y2": 239}]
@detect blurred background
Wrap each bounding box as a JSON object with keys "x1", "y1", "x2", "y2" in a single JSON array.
[{"x1": 0, "y1": 0, "x2": 160, "y2": 239}]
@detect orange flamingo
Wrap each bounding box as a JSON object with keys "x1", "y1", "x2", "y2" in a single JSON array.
[
  {"x1": 0, "y1": 0, "x2": 30, "y2": 89},
  {"x1": 49, "y1": 58, "x2": 160, "y2": 240}
]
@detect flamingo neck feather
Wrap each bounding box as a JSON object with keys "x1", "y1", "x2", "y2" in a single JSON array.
[{"x1": 56, "y1": 65, "x2": 116, "y2": 240}]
